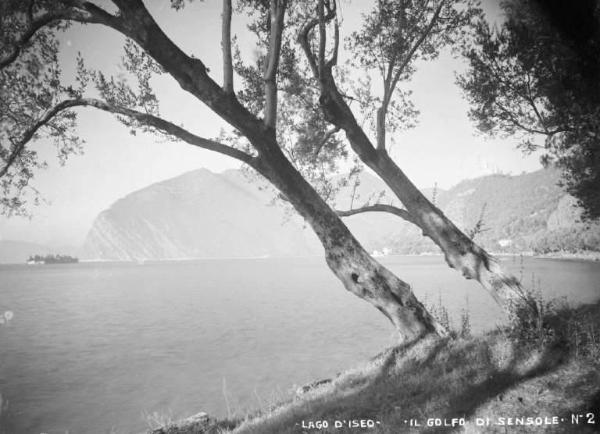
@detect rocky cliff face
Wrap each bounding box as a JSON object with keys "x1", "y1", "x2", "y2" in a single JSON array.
[
  {"x1": 81, "y1": 168, "x2": 600, "y2": 260},
  {"x1": 82, "y1": 169, "x2": 322, "y2": 260}
]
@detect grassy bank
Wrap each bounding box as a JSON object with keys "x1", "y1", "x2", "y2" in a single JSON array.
[{"x1": 150, "y1": 302, "x2": 600, "y2": 433}]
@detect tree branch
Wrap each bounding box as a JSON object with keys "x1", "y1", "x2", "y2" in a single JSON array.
[
  {"x1": 1, "y1": 100, "x2": 74, "y2": 178},
  {"x1": 0, "y1": 98, "x2": 256, "y2": 179},
  {"x1": 298, "y1": 17, "x2": 320, "y2": 78},
  {"x1": 494, "y1": 100, "x2": 555, "y2": 136},
  {"x1": 524, "y1": 72, "x2": 551, "y2": 134},
  {"x1": 221, "y1": 0, "x2": 234, "y2": 94},
  {"x1": 298, "y1": 2, "x2": 337, "y2": 78},
  {"x1": 63, "y1": 0, "x2": 268, "y2": 148},
  {"x1": 377, "y1": 0, "x2": 445, "y2": 150},
  {"x1": 0, "y1": 10, "x2": 70, "y2": 70},
  {"x1": 336, "y1": 203, "x2": 417, "y2": 225},
  {"x1": 318, "y1": 0, "x2": 326, "y2": 78},
  {"x1": 376, "y1": 106, "x2": 387, "y2": 151},
  {"x1": 263, "y1": 0, "x2": 286, "y2": 129},
  {"x1": 297, "y1": 2, "x2": 381, "y2": 163},
  {"x1": 312, "y1": 126, "x2": 340, "y2": 157},
  {"x1": 326, "y1": 14, "x2": 340, "y2": 68},
  {"x1": 84, "y1": 98, "x2": 256, "y2": 165},
  {"x1": 0, "y1": 0, "x2": 128, "y2": 72}
]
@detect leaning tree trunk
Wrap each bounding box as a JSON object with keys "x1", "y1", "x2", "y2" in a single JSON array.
[
  {"x1": 255, "y1": 139, "x2": 447, "y2": 343},
  {"x1": 369, "y1": 149, "x2": 536, "y2": 317},
  {"x1": 314, "y1": 72, "x2": 536, "y2": 319}
]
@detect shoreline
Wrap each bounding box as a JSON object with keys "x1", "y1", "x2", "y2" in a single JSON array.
[
  {"x1": 532, "y1": 251, "x2": 600, "y2": 262},
  {"x1": 489, "y1": 251, "x2": 600, "y2": 262},
  {"x1": 3, "y1": 251, "x2": 600, "y2": 265}
]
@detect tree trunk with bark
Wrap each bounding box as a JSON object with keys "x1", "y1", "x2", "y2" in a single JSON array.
[
  {"x1": 370, "y1": 149, "x2": 535, "y2": 315},
  {"x1": 314, "y1": 69, "x2": 536, "y2": 319},
  {"x1": 255, "y1": 137, "x2": 447, "y2": 343}
]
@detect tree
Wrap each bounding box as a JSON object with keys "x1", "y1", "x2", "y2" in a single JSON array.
[
  {"x1": 458, "y1": 0, "x2": 600, "y2": 220},
  {"x1": 0, "y1": 0, "x2": 446, "y2": 343},
  {"x1": 288, "y1": 0, "x2": 537, "y2": 317}
]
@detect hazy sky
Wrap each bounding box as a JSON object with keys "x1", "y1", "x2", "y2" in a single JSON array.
[{"x1": 0, "y1": 0, "x2": 541, "y2": 246}]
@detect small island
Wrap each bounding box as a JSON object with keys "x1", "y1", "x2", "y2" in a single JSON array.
[{"x1": 27, "y1": 254, "x2": 79, "y2": 265}]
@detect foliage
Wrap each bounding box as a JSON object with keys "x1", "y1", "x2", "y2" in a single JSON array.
[
  {"x1": 458, "y1": 0, "x2": 600, "y2": 220},
  {"x1": 344, "y1": 0, "x2": 481, "y2": 143},
  {"x1": 466, "y1": 202, "x2": 488, "y2": 239},
  {"x1": 0, "y1": 1, "x2": 78, "y2": 215},
  {"x1": 424, "y1": 292, "x2": 471, "y2": 339},
  {"x1": 230, "y1": 0, "x2": 482, "y2": 204},
  {"x1": 231, "y1": 0, "x2": 358, "y2": 204},
  {"x1": 0, "y1": 1, "x2": 167, "y2": 216}
]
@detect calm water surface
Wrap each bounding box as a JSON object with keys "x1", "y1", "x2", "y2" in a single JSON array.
[{"x1": 0, "y1": 256, "x2": 598, "y2": 434}]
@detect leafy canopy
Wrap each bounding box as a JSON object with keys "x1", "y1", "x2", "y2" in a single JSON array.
[
  {"x1": 0, "y1": 1, "x2": 168, "y2": 216},
  {"x1": 458, "y1": 0, "x2": 600, "y2": 220}
]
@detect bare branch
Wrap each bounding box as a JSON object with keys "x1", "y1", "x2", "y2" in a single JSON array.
[
  {"x1": 318, "y1": 0, "x2": 326, "y2": 78},
  {"x1": 263, "y1": 0, "x2": 286, "y2": 129},
  {"x1": 221, "y1": 0, "x2": 234, "y2": 94},
  {"x1": 336, "y1": 203, "x2": 416, "y2": 225}
]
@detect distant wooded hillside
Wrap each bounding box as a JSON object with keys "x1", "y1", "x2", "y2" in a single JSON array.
[{"x1": 78, "y1": 168, "x2": 599, "y2": 261}]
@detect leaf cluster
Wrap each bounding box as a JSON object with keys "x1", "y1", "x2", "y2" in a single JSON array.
[
  {"x1": 1, "y1": 3, "x2": 77, "y2": 215},
  {"x1": 345, "y1": 0, "x2": 482, "y2": 139}
]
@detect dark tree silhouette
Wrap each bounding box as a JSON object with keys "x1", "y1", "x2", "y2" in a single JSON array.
[{"x1": 458, "y1": 0, "x2": 600, "y2": 220}]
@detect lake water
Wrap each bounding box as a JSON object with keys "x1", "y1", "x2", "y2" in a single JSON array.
[{"x1": 0, "y1": 256, "x2": 598, "y2": 434}]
